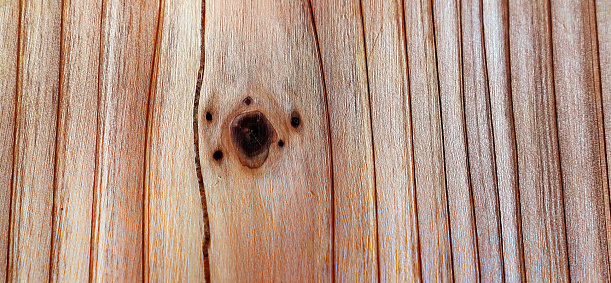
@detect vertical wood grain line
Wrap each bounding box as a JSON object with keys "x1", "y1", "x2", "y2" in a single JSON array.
[
  {"x1": 357, "y1": 1, "x2": 380, "y2": 282},
  {"x1": 143, "y1": 0, "x2": 165, "y2": 281},
  {"x1": 5, "y1": 0, "x2": 22, "y2": 279},
  {"x1": 306, "y1": 0, "x2": 335, "y2": 280}
]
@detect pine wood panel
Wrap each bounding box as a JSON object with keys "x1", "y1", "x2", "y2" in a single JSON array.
[
  {"x1": 309, "y1": 0, "x2": 378, "y2": 281},
  {"x1": 0, "y1": 0, "x2": 19, "y2": 281},
  {"x1": 197, "y1": 0, "x2": 333, "y2": 280},
  {"x1": 49, "y1": 0, "x2": 101, "y2": 281},
  {"x1": 509, "y1": 0, "x2": 570, "y2": 281},
  {"x1": 90, "y1": 0, "x2": 159, "y2": 280},
  {"x1": 7, "y1": 0, "x2": 61, "y2": 280},
  {"x1": 361, "y1": 0, "x2": 420, "y2": 281},
  {"x1": 144, "y1": 0, "x2": 206, "y2": 280}
]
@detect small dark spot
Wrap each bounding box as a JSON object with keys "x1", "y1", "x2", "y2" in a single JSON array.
[
  {"x1": 205, "y1": 112, "x2": 213, "y2": 121},
  {"x1": 213, "y1": 150, "x2": 223, "y2": 161},
  {"x1": 290, "y1": 111, "x2": 301, "y2": 128},
  {"x1": 278, "y1": 140, "x2": 284, "y2": 147},
  {"x1": 243, "y1": 96, "x2": 252, "y2": 105}
]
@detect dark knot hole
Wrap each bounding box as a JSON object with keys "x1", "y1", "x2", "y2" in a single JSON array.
[{"x1": 231, "y1": 111, "x2": 273, "y2": 158}]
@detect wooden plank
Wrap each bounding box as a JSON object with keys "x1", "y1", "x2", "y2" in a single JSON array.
[
  {"x1": 461, "y1": 0, "x2": 505, "y2": 280},
  {"x1": 361, "y1": 0, "x2": 420, "y2": 281},
  {"x1": 197, "y1": 0, "x2": 332, "y2": 280},
  {"x1": 551, "y1": 0, "x2": 610, "y2": 280},
  {"x1": 404, "y1": 0, "x2": 453, "y2": 280},
  {"x1": 0, "y1": 0, "x2": 19, "y2": 281},
  {"x1": 6, "y1": 0, "x2": 61, "y2": 281},
  {"x1": 482, "y1": 1, "x2": 526, "y2": 281},
  {"x1": 48, "y1": 0, "x2": 101, "y2": 281},
  {"x1": 597, "y1": 0, "x2": 611, "y2": 269},
  {"x1": 309, "y1": 0, "x2": 378, "y2": 281},
  {"x1": 90, "y1": 0, "x2": 159, "y2": 281},
  {"x1": 144, "y1": 0, "x2": 205, "y2": 280},
  {"x1": 508, "y1": 0, "x2": 570, "y2": 281},
  {"x1": 432, "y1": 0, "x2": 479, "y2": 281}
]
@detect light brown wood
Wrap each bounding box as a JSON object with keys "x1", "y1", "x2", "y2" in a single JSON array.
[
  {"x1": 90, "y1": 0, "x2": 159, "y2": 280},
  {"x1": 310, "y1": 0, "x2": 378, "y2": 281},
  {"x1": 509, "y1": 0, "x2": 570, "y2": 281},
  {"x1": 552, "y1": 0, "x2": 610, "y2": 281},
  {"x1": 144, "y1": 0, "x2": 205, "y2": 280},
  {"x1": 197, "y1": 0, "x2": 333, "y2": 280},
  {"x1": 0, "y1": 0, "x2": 19, "y2": 281},
  {"x1": 482, "y1": 1, "x2": 526, "y2": 281},
  {"x1": 461, "y1": 0, "x2": 505, "y2": 280},
  {"x1": 433, "y1": 0, "x2": 480, "y2": 281},
  {"x1": 7, "y1": 0, "x2": 61, "y2": 280},
  {"x1": 404, "y1": 0, "x2": 453, "y2": 280},
  {"x1": 361, "y1": 0, "x2": 420, "y2": 281},
  {"x1": 49, "y1": 0, "x2": 101, "y2": 281}
]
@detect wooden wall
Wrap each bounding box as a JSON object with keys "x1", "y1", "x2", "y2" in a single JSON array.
[{"x1": 0, "y1": 0, "x2": 610, "y2": 281}]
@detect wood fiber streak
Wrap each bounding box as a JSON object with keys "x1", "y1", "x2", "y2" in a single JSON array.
[
  {"x1": 362, "y1": 0, "x2": 420, "y2": 281},
  {"x1": 461, "y1": 0, "x2": 505, "y2": 281},
  {"x1": 50, "y1": 0, "x2": 101, "y2": 281},
  {"x1": 482, "y1": 1, "x2": 526, "y2": 281},
  {"x1": 509, "y1": 0, "x2": 570, "y2": 281},
  {"x1": 310, "y1": 0, "x2": 378, "y2": 281},
  {"x1": 432, "y1": 0, "x2": 480, "y2": 281},
  {"x1": 404, "y1": 0, "x2": 453, "y2": 280},
  {"x1": 552, "y1": 0, "x2": 611, "y2": 281},
  {"x1": 90, "y1": 0, "x2": 159, "y2": 281},
  {"x1": 0, "y1": 0, "x2": 19, "y2": 281},
  {"x1": 7, "y1": 0, "x2": 61, "y2": 281},
  {"x1": 145, "y1": 0, "x2": 205, "y2": 280},
  {"x1": 198, "y1": 0, "x2": 333, "y2": 281}
]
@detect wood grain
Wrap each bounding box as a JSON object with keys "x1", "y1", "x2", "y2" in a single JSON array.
[
  {"x1": 509, "y1": 0, "x2": 570, "y2": 281},
  {"x1": 404, "y1": 0, "x2": 453, "y2": 280},
  {"x1": 144, "y1": 0, "x2": 205, "y2": 280},
  {"x1": 90, "y1": 0, "x2": 159, "y2": 281},
  {"x1": 197, "y1": 0, "x2": 333, "y2": 280},
  {"x1": 7, "y1": 0, "x2": 61, "y2": 280},
  {"x1": 461, "y1": 0, "x2": 505, "y2": 280},
  {"x1": 309, "y1": 0, "x2": 378, "y2": 281},
  {"x1": 551, "y1": 0, "x2": 610, "y2": 281},
  {"x1": 482, "y1": 1, "x2": 526, "y2": 281},
  {"x1": 433, "y1": 0, "x2": 480, "y2": 281},
  {"x1": 0, "y1": 0, "x2": 19, "y2": 281},
  {"x1": 49, "y1": 0, "x2": 101, "y2": 281},
  {"x1": 362, "y1": 0, "x2": 420, "y2": 281}
]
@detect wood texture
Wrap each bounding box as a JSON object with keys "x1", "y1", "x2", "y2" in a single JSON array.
[
  {"x1": 197, "y1": 0, "x2": 332, "y2": 280},
  {"x1": 362, "y1": 0, "x2": 420, "y2": 281},
  {"x1": 7, "y1": 0, "x2": 61, "y2": 280},
  {"x1": 90, "y1": 0, "x2": 159, "y2": 280},
  {"x1": 509, "y1": 0, "x2": 570, "y2": 281},
  {"x1": 310, "y1": 0, "x2": 378, "y2": 281},
  {"x1": 49, "y1": 0, "x2": 101, "y2": 281},
  {"x1": 0, "y1": 0, "x2": 19, "y2": 281},
  {"x1": 404, "y1": 0, "x2": 453, "y2": 281},
  {"x1": 433, "y1": 0, "x2": 480, "y2": 281},
  {"x1": 552, "y1": 0, "x2": 611, "y2": 281}
]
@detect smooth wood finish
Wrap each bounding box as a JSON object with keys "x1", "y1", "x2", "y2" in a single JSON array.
[
  {"x1": 405, "y1": 0, "x2": 453, "y2": 281},
  {"x1": 0, "y1": 0, "x2": 19, "y2": 281},
  {"x1": 90, "y1": 0, "x2": 159, "y2": 280},
  {"x1": 310, "y1": 1, "x2": 378, "y2": 281},
  {"x1": 433, "y1": 0, "x2": 480, "y2": 281},
  {"x1": 509, "y1": 0, "x2": 570, "y2": 281},
  {"x1": 49, "y1": 0, "x2": 101, "y2": 281},
  {"x1": 197, "y1": 0, "x2": 333, "y2": 280},
  {"x1": 362, "y1": 0, "x2": 420, "y2": 281},
  {"x1": 552, "y1": 0, "x2": 610, "y2": 281},
  {"x1": 7, "y1": 0, "x2": 61, "y2": 280}
]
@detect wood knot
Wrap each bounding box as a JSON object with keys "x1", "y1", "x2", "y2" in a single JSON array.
[{"x1": 230, "y1": 111, "x2": 276, "y2": 168}]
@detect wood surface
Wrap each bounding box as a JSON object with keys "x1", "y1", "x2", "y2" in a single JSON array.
[{"x1": 1, "y1": 0, "x2": 611, "y2": 281}]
